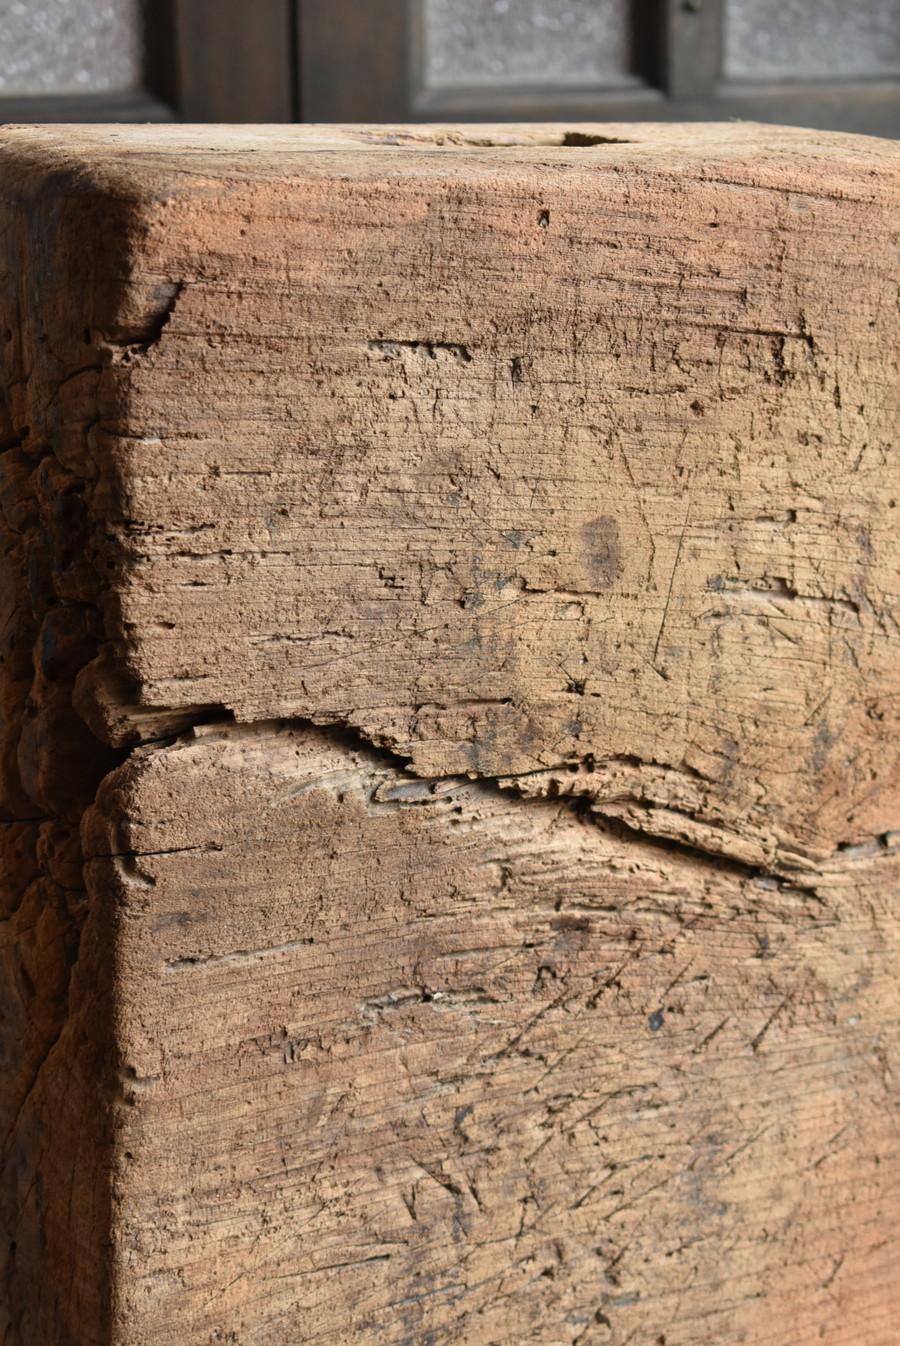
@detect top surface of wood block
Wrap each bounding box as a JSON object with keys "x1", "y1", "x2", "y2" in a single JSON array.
[
  {"x1": 2, "y1": 119, "x2": 898, "y2": 186},
  {"x1": 1, "y1": 122, "x2": 898, "y2": 871}
]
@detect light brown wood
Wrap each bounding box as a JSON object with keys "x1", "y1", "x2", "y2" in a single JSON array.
[{"x1": 0, "y1": 122, "x2": 898, "y2": 1346}]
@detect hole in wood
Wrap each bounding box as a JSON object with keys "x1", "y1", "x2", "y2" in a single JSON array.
[{"x1": 362, "y1": 129, "x2": 631, "y2": 148}]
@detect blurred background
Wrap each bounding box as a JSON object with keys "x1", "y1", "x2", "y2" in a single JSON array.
[{"x1": 0, "y1": 0, "x2": 897, "y2": 136}]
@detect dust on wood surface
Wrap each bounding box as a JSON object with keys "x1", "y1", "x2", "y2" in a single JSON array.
[{"x1": 0, "y1": 123, "x2": 898, "y2": 1345}]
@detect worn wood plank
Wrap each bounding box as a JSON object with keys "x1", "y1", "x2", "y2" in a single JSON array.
[{"x1": 0, "y1": 123, "x2": 898, "y2": 1345}]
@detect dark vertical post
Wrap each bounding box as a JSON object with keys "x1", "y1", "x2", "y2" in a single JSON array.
[
  {"x1": 173, "y1": 0, "x2": 294, "y2": 121},
  {"x1": 661, "y1": 0, "x2": 724, "y2": 98},
  {"x1": 297, "y1": 0, "x2": 410, "y2": 122}
]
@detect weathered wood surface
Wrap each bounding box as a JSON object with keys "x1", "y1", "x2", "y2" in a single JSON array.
[
  {"x1": 0, "y1": 123, "x2": 898, "y2": 1345},
  {"x1": 5, "y1": 122, "x2": 900, "y2": 867},
  {"x1": 83, "y1": 723, "x2": 899, "y2": 1346}
]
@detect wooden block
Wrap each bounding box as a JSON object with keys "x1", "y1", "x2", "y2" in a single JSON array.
[{"x1": 0, "y1": 123, "x2": 898, "y2": 1345}]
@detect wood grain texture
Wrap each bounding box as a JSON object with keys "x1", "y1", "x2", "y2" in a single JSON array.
[
  {"x1": 0, "y1": 123, "x2": 898, "y2": 1345},
  {"x1": 82, "y1": 723, "x2": 900, "y2": 1345}
]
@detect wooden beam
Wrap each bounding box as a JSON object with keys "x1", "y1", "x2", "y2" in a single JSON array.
[
  {"x1": 173, "y1": 0, "x2": 294, "y2": 121},
  {"x1": 298, "y1": 0, "x2": 409, "y2": 122},
  {"x1": 661, "y1": 0, "x2": 724, "y2": 97}
]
